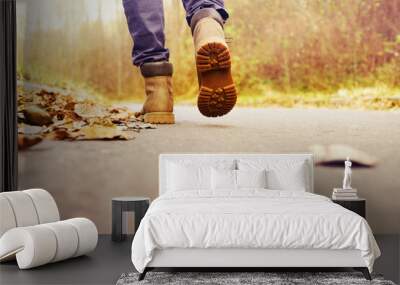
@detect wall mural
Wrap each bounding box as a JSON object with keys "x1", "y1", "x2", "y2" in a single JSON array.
[{"x1": 16, "y1": 0, "x2": 400, "y2": 233}]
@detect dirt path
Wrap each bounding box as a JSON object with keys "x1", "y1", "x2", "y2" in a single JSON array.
[{"x1": 18, "y1": 105, "x2": 400, "y2": 234}]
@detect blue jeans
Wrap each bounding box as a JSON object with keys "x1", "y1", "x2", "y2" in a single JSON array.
[{"x1": 122, "y1": 0, "x2": 228, "y2": 66}]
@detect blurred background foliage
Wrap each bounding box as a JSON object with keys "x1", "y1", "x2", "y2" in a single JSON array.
[{"x1": 16, "y1": 0, "x2": 400, "y2": 109}]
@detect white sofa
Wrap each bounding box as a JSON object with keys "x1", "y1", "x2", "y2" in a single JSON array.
[{"x1": 0, "y1": 189, "x2": 98, "y2": 269}]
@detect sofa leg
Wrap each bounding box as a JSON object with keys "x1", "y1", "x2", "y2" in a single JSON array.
[
  {"x1": 138, "y1": 268, "x2": 148, "y2": 281},
  {"x1": 354, "y1": 267, "x2": 371, "y2": 280}
]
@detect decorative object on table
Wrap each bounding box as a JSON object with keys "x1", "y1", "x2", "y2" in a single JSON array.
[
  {"x1": 332, "y1": 157, "x2": 359, "y2": 200},
  {"x1": 0, "y1": 189, "x2": 98, "y2": 269},
  {"x1": 112, "y1": 197, "x2": 150, "y2": 242},
  {"x1": 332, "y1": 198, "x2": 366, "y2": 218},
  {"x1": 332, "y1": 188, "x2": 359, "y2": 200},
  {"x1": 116, "y1": 271, "x2": 394, "y2": 285},
  {"x1": 343, "y1": 157, "x2": 352, "y2": 189}
]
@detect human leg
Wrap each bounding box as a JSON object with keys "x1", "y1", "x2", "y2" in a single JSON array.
[
  {"x1": 122, "y1": 0, "x2": 169, "y2": 66},
  {"x1": 122, "y1": 0, "x2": 175, "y2": 124},
  {"x1": 182, "y1": 1, "x2": 237, "y2": 117}
]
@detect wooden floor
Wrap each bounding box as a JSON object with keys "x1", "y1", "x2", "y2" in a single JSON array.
[{"x1": 0, "y1": 235, "x2": 398, "y2": 285}]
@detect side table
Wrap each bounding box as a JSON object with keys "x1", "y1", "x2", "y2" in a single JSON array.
[
  {"x1": 332, "y1": 198, "x2": 366, "y2": 218},
  {"x1": 112, "y1": 197, "x2": 150, "y2": 242}
]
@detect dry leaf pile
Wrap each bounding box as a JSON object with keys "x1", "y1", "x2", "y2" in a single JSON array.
[{"x1": 18, "y1": 85, "x2": 155, "y2": 142}]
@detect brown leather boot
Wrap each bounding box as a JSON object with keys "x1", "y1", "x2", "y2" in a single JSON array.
[
  {"x1": 136, "y1": 62, "x2": 175, "y2": 124},
  {"x1": 192, "y1": 10, "x2": 237, "y2": 117}
]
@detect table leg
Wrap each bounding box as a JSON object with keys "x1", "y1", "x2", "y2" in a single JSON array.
[
  {"x1": 134, "y1": 201, "x2": 149, "y2": 234},
  {"x1": 112, "y1": 201, "x2": 124, "y2": 242}
]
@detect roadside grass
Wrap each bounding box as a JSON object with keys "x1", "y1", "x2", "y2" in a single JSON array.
[
  {"x1": 19, "y1": 76, "x2": 399, "y2": 111},
  {"x1": 235, "y1": 85, "x2": 400, "y2": 110}
]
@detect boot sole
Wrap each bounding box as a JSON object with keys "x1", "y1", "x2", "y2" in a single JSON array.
[
  {"x1": 143, "y1": 112, "x2": 175, "y2": 124},
  {"x1": 196, "y1": 42, "x2": 237, "y2": 117}
]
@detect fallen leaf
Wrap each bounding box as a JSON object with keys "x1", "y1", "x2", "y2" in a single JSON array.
[
  {"x1": 18, "y1": 124, "x2": 43, "y2": 135},
  {"x1": 18, "y1": 134, "x2": 43, "y2": 150},
  {"x1": 126, "y1": 122, "x2": 156, "y2": 129},
  {"x1": 116, "y1": 125, "x2": 128, "y2": 131},
  {"x1": 23, "y1": 104, "x2": 53, "y2": 126},
  {"x1": 139, "y1": 123, "x2": 156, "y2": 129},
  {"x1": 17, "y1": 83, "x2": 154, "y2": 142},
  {"x1": 17, "y1": 112, "x2": 25, "y2": 122},
  {"x1": 77, "y1": 125, "x2": 135, "y2": 140},
  {"x1": 45, "y1": 129, "x2": 79, "y2": 140},
  {"x1": 87, "y1": 117, "x2": 114, "y2": 127},
  {"x1": 72, "y1": 120, "x2": 87, "y2": 130},
  {"x1": 74, "y1": 101, "x2": 107, "y2": 118}
]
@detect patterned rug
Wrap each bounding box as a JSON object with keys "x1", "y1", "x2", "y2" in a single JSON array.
[{"x1": 116, "y1": 271, "x2": 396, "y2": 285}]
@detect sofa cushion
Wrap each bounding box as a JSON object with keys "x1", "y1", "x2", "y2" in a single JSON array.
[
  {"x1": 0, "y1": 196, "x2": 17, "y2": 237},
  {"x1": 0, "y1": 192, "x2": 39, "y2": 227},
  {"x1": 24, "y1": 189, "x2": 59, "y2": 224}
]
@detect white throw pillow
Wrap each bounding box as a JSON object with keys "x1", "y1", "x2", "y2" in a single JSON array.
[
  {"x1": 266, "y1": 167, "x2": 306, "y2": 191},
  {"x1": 167, "y1": 162, "x2": 212, "y2": 191},
  {"x1": 237, "y1": 159, "x2": 308, "y2": 191},
  {"x1": 211, "y1": 168, "x2": 237, "y2": 190},
  {"x1": 236, "y1": 169, "x2": 267, "y2": 189}
]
